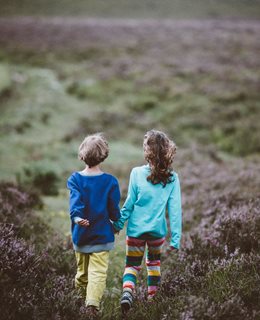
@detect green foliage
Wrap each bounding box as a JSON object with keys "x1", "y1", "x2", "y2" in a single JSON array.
[
  {"x1": 0, "y1": 63, "x2": 12, "y2": 96},
  {"x1": 0, "y1": 19, "x2": 260, "y2": 186},
  {"x1": 16, "y1": 161, "x2": 60, "y2": 196},
  {"x1": 1, "y1": 0, "x2": 260, "y2": 18},
  {"x1": 67, "y1": 79, "x2": 106, "y2": 101}
]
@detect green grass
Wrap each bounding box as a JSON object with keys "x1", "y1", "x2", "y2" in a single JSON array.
[
  {"x1": 0, "y1": 63, "x2": 11, "y2": 93},
  {"x1": 1, "y1": 0, "x2": 260, "y2": 18},
  {"x1": 0, "y1": 35, "x2": 259, "y2": 184}
]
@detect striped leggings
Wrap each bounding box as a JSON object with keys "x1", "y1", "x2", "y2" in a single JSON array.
[{"x1": 123, "y1": 236, "x2": 165, "y2": 298}]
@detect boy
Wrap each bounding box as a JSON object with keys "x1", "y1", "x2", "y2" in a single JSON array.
[{"x1": 67, "y1": 133, "x2": 120, "y2": 317}]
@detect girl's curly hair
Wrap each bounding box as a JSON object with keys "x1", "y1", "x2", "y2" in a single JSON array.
[{"x1": 143, "y1": 130, "x2": 176, "y2": 187}]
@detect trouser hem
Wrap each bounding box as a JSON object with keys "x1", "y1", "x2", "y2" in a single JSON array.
[{"x1": 86, "y1": 299, "x2": 100, "y2": 310}]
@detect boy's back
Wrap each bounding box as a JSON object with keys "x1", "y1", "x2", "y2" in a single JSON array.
[{"x1": 68, "y1": 172, "x2": 120, "y2": 247}]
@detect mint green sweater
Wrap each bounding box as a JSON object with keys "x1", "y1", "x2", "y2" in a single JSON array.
[{"x1": 113, "y1": 165, "x2": 182, "y2": 249}]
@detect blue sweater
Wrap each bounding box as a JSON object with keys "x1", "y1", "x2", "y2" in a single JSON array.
[
  {"x1": 67, "y1": 172, "x2": 120, "y2": 247},
  {"x1": 113, "y1": 165, "x2": 182, "y2": 249}
]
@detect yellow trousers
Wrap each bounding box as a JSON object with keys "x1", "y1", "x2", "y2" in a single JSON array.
[{"x1": 74, "y1": 251, "x2": 109, "y2": 309}]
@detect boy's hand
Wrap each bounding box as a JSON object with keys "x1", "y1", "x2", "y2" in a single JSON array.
[
  {"x1": 112, "y1": 224, "x2": 119, "y2": 235},
  {"x1": 78, "y1": 219, "x2": 90, "y2": 227}
]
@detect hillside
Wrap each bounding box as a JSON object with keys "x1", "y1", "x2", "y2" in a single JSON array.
[
  {"x1": 0, "y1": 13, "x2": 259, "y2": 320},
  {"x1": 0, "y1": 0, "x2": 260, "y2": 18}
]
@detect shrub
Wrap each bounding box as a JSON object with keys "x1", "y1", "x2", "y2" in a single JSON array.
[
  {"x1": 0, "y1": 224, "x2": 85, "y2": 320},
  {"x1": 0, "y1": 182, "x2": 47, "y2": 245},
  {"x1": 0, "y1": 63, "x2": 12, "y2": 96},
  {"x1": 181, "y1": 295, "x2": 252, "y2": 320},
  {"x1": 0, "y1": 184, "x2": 85, "y2": 320},
  {"x1": 16, "y1": 161, "x2": 60, "y2": 196},
  {"x1": 127, "y1": 95, "x2": 158, "y2": 112}
]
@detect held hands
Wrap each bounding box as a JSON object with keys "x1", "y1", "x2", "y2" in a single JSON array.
[
  {"x1": 77, "y1": 219, "x2": 90, "y2": 227},
  {"x1": 112, "y1": 224, "x2": 120, "y2": 235}
]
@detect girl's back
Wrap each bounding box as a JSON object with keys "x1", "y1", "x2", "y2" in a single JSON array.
[{"x1": 113, "y1": 129, "x2": 182, "y2": 249}]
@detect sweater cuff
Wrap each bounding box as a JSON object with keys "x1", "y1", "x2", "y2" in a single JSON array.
[
  {"x1": 170, "y1": 239, "x2": 180, "y2": 250},
  {"x1": 112, "y1": 222, "x2": 121, "y2": 231},
  {"x1": 74, "y1": 216, "x2": 84, "y2": 224}
]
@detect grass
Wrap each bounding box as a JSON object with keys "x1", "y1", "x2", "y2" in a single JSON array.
[{"x1": 1, "y1": 0, "x2": 260, "y2": 18}]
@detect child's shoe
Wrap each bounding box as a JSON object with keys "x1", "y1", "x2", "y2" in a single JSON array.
[
  {"x1": 86, "y1": 305, "x2": 99, "y2": 319},
  {"x1": 147, "y1": 294, "x2": 155, "y2": 303},
  {"x1": 121, "y1": 290, "x2": 133, "y2": 315}
]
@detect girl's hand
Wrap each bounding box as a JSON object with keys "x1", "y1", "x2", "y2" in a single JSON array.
[
  {"x1": 78, "y1": 219, "x2": 90, "y2": 227},
  {"x1": 112, "y1": 224, "x2": 120, "y2": 235}
]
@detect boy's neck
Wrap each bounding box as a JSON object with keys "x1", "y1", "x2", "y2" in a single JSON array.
[{"x1": 82, "y1": 165, "x2": 103, "y2": 174}]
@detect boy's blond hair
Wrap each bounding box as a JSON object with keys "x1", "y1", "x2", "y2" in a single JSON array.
[{"x1": 78, "y1": 133, "x2": 109, "y2": 167}]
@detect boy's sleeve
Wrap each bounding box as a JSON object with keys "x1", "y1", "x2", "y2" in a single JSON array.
[
  {"x1": 108, "y1": 179, "x2": 121, "y2": 221},
  {"x1": 113, "y1": 169, "x2": 137, "y2": 231},
  {"x1": 167, "y1": 173, "x2": 182, "y2": 249},
  {"x1": 67, "y1": 174, "x2": 85, "y2": 222}
]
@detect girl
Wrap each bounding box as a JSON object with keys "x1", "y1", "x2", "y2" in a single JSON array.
[{"x1": 113, "y1": 129, "x2": 182, "y2": 314}]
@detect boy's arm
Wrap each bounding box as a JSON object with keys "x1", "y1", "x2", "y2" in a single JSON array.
[
  {"x1": 113, "y1": 169, "x2": 137, "y2": 231},
  {"x1": 108, "y1": 179, "x2": 121, "y2": 222},
  {"x1": 167, "y1": 173, "x2": 182, "y2": 250},
  {"x1": 67, "y1": 175, "x2": 87, "y2": 223}
]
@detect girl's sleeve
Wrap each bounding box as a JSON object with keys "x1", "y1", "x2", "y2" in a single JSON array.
[
  {"x1": 67, "y1": 174, "x2": 85, "y2": 222},
  {"x1": 167, "y1": 173, "x2": 182, "y2": 249},
  {"x1": 108, "y1": 179, "x2": 121, "y2": 221},
  {"x1": 113, "y1": 169, "x2": 137, "y2": 231}
]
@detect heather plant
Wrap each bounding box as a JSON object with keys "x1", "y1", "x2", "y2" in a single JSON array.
[
  {"x1": 0, "y1": 185, "x2": 87, "y2": 320},
  {"x1": 0, "y1": 182, "x2": 75, "y2": 270},
  {"x1": 0, "y1": 225, "x2": 42, "y2": 320},
  {"x1": 1, "y1": 153, "x2": 259, "y2": 319},
  {"x1": 0, "y1": 224, "x2": 87, "y2": 320},
  {"x1": 0, "y1": 182, "x2": 47, "y2": 245},
  {"x1": 122, "y1": 153, "x2": 260, "y2": 320}
]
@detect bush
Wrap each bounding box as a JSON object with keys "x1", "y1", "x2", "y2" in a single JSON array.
[
  {"x1": 0, "y1": 183, "x2": 86, "y2": 320},
  {"x1": 127, "y1": 95, "x2": 158, "y2": 112},
  {"x1": 0, "y1": 63, "x2": 12, "y2": 96},
  {"x1": 0, "y1": 182, "x2": 47, "y2": 244},
  {"x1": 0, "y1": 224, "x2": 85, "y2": 320},
  {"x1": 16, "y1": 161, "x2": 60, "y2": 196}
]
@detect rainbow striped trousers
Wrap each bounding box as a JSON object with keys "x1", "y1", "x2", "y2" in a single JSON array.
[{"x1": 123, "y1": 236, "x2": 165, "y2": 298}]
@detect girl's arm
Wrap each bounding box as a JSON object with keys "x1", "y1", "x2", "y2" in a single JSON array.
[
  {"x1": 67, "y1": 175, "x2": 89, "y2": 225},
  {"x1": 167, "y1": 173, "x2": 182, "y2": 249},
  {"x1": 113, "y1": 169, "x2": 137, "y2": 231},
  {"x1": 108, "y1": 179, "x2": 121, "y2": 221}
]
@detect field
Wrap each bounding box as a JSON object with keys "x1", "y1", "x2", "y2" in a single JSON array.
[
  {"x1": 0, "y1": 2, "x2": 260, "y2": 319},
  {"x1": 1, "y1": 0, "x2": 260, "y2": 18}
]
